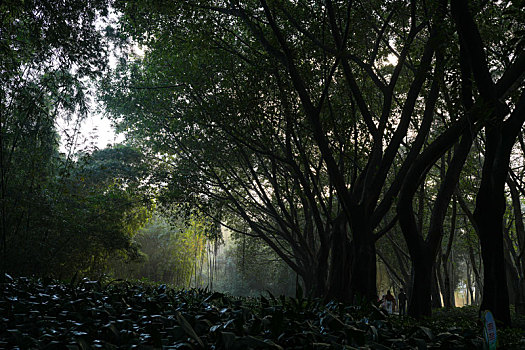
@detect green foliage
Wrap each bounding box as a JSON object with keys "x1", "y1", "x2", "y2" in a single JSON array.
[
  {"x1": 8, "y1": 277, "x2": 525, "y2": 349},
  {"x1": 4, "y1": 145, "x2": 153, "y2": 279},
  {"x1": 108, "y1": 212, "x2": 211, "y2": 288},
  {"x1": 0, "y1": 0, "x2": 121, "y2": 279}
]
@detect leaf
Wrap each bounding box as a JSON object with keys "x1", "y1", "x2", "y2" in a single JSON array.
[
  {"x1": 266, "y1": 290, "x2": 276, "y2": 301},
  {"x1": 176, "y1": 311, "x2": 204, "y2": 348},
  {"x1": 320, "y1": 312, "x2": 345, "y2": 332},
  {"x1": 410, "y1": 337, "x2": 427, "y2": 350},
  {"x1": 367, "y1": 325, "x2": 379, "y2": 341},
  {"x1": 220, "y1": 331, "x2": 236, "y2": 350},
  {"x1": 236, "y1": 335, "x2": 280, "y2": 349},
  {"x1": 260, "y1": 296, "x2": 269, "y2": 308},
  {"x1": 414, "y1": 326, "x2": 434, "y2": 341},
  {"x1": 368, "y1": 341, "x2": 393, "y2": 350},
  {"x1": 345, "y1": 324, "x2": 367, "y2": 346},
  {"x1": 203, "y1": 292, "x2": 224, "y2": 303},
  {"x1": 268, "y1": 309, "x2": 285, "y2": 336}
]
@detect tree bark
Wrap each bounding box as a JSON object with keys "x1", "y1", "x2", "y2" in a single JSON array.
[
  {"x1": 326, "y1": 215, "x2": 353, "y2": 302},
  {"x1": 442, "y1": 198, "x2": 457, "y2": 308},
  {"x1": 473, "y1": 126, "x2": 512, "y2": 326},
  {"x1": 408, "y1": 250, "x2": 434, "y2": 317},
  {"x1": 472, "y1": 91, "x2": 525, "y2": 326},
  {"x1": 349, "y1": 212, "x2": 377, "y2": 302},
  {"x1": 504, "y1": 245, "x2": 519, "y2": 306},
  {"x1": 431, "y1": 265, "x2": 443, "y2": 308}
]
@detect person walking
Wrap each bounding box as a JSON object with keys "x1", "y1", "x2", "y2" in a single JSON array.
[
  {"x1": 385, "y1": 290, "x2": 396, "y2": 314},
  {"x1": 398, "y1": 288, "x2": 407, "y2": 316}
]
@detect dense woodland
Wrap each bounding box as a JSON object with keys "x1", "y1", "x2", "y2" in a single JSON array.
[{"x1": 1, "y1": 0, "x2": 525, "y2": 339}]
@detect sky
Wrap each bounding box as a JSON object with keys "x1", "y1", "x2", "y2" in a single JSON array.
[
  {"x1": 57, "y1": 111, "x2": 124, "y2": 155},
  {"x1": 81, "y1": 113, "x2": 125, "y2": 148},
  {"x1": 58, "y1": 10, "x2": 128, "y2": 155}
]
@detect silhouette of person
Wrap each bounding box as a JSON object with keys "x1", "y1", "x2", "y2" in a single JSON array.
[{"x1": 398, "y1": 288, "x2": 407, "y2": 316}]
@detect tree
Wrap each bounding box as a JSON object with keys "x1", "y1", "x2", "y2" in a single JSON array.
[
  {"x1": 396, "y1": 0, "x2": 525, "y2": 320},
  {"x1": 109, "y1": 212, "x2": 211, "y2": 287},
  {"x1": 3, "y1": 144, "x2": 152, "y2": 279},
  {"x1": 452, "y1": 0, "x2": 525, "y2": 326},
  {"x1": 0, "y1": 0, "x2": 110, "y2": 276},
  {"x1": 104, "y1": 0, "x2": 451, "y2": 304},
  {"x1": 102, "y1": 0, "x2": 525, "y2": 322}
]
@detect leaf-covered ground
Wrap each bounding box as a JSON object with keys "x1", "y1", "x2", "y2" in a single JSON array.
[{"x1": 1, "y1": 275, "x2": 524, "y2": 349}]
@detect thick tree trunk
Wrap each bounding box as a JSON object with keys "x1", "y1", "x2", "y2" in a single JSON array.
[
  {"x1": 326, "y1": 216, "x2": 353, "y2": 302},
  {"x1": 314, "y1": 247, "x2": 330, "y2": 297},
  {"x1": 347, "y1": 212, "x2": 377, "y2": 303},
  {"x1": 323, "y1": 212, "x2": 378, "y2": 304},
  {"x1": 477, "y1": 225, "x2": 511, "y2": 325},
  {"x1": 474, "y1": 158, "x2": 511, "y2": 324},
  {"x1": 297, "y1": 245, "x2": 331, "y2": 299},
  {"x1": 300, "y1": 272, "x2": 316, "y2": 297},
  {"x1": 473, "y1": 123, "x2": 517, "y2": 326},
  {"x1": 300, "y1": 262, "x2": 326, "y2": 299},
  {"x1": 408, "y1": 252, "x2": 433, "y2": 317},
  {"x1": 349, "y1": 236, "x2": 377, "y2": 302}
]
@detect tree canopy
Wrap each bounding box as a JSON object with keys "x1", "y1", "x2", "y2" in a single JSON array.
[
  {"x1": 2, "y1": 0, "x2": 525, "y2": 329},
  {"x1": 100, "y1": 0, "x2": 525, "y2": 324}
]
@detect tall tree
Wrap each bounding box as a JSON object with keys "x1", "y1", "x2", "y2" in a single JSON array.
[
  {"x1": 105, "y1": 0, "x2": 450, "y2": 303},
  {"x1": 0, "y1": 0, "x2": 110, "y2": 277},
  {"x1": 397, "y1": 0, "x2": 525, "y2": 319},
  {"x1": 452, "y1": 0, "x2": 525, "y2": 326}
]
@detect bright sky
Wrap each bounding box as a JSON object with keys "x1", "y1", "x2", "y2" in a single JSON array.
[
  {"x1": 57, "y1": 10, "x2": 128, "y2": 155},
  {"x1": 82, "y1": 113, "x2": 125, "y2": 148},
  {"x1": 56, "y1": 10, "x2": 125, "y2": 154},
  {"x1": 57, "y1": 110, "x2": 124, "y2": 155}
]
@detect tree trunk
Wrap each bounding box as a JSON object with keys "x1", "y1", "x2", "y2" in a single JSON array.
[
  {"x1": 442, "y1": 198, "x2": 457, "y2": 308},
  {"x1": 436, "y1": 255, "x2": 445, "y2": 305},
  {"x1": 466, "y1": 261, "x2": 473, "y2": 305},
  {"x1": 300, "y1": 268, "x2": 321, "y2": 299},
  {"x1": 442, "y1": 257, "x2": 457, "y2": 308},
  {"x1": 474, "y1": 149, "x2": 511, "y2": 324},
  {"x1": 314, "y1": 253, "x2": 329, "y2": 297},
  {"x1": 518, "y1": 278, "x2": 525, "y2": 315},
  {"x1": 348, "y1": 238, "x2": 377, "y2": 302},
  {"x1": 452, "y1": 0, "x2": 525, "y2": 326},
  {"x1": 326, "y1": 216, "x2": 353, "y2": 301},
  {"x1": 323, "y1": 213, "x2": 348, "y2": 300},
  {"x1": 408, "y1": 251, "x2": 433, "y2": 317},
  {"x1": 467, "y1": 236, "x2": 483, "y2": 300},
  {"x1": 431, "y1": 265, "x2": 443, "y2": 308},
  {"x1": 507, "y1": 176, "x2": 525, "y2": 312},
  {"x1": 505, "y1": 253, "x2": 518, "y2": 306},
  {"x1": 477, "y1": 224, "x2": 511, "y2": 325},
  {"x1": 347, "y1": 211, "x2": 378, "y2": 303},
  {"x1": 326, "y1": 242, "x2": 352, "y2": 302},
  {"x1": 473, "y1": 120, "x2": 521, "y2": 326}
]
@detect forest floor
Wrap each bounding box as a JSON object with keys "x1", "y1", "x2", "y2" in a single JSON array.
[{"x1": 1, "y1": 275, "x2": 524, "y2": 349}]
